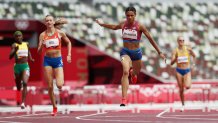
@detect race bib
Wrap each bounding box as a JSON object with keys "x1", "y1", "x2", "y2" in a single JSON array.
[
  {"x1": 122, "y1": 29, "x2": 137, "y2": 39},
  {"x1": 44, "y1": 38, "x2": 59, "y2": 48},
  {"x1": 17, "y1": 49, "x2": 28, "y2": 57},
  {"x1": 177, "y1": 56, "x2": 188, "y2": 63}
]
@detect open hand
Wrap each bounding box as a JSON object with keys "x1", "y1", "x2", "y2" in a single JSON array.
[
  {"x1": 95, "y1": 19, "x2": 104, "y2": 26},
  {"x1": 159, "y1": 52, "x2": 166, "y2": 61},
  {"x1": 67, "y1": 55, "x2": 71, "y2": 63}
]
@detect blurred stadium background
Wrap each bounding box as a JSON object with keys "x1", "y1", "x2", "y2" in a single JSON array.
[{"x1": 0, "y1": 0, "x2": 218, "y2": 111}]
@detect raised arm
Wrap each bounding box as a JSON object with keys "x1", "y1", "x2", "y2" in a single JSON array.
[
  {"x1": 37, "y1": 33, "x2": 44, "y2": 54},
  {"x1": 170, "y1": 49, "x2": 177, "y2": 65},
  {"x1": 140, "y1": 24, "x2": 165, "y2": 59},
  {"x1": 59, "y1": 30, "x2": 71, "y2": 63},
  {"x1": 95, "y1": 19, "x2": 123, "y2": 30},
  {"x1": 9, "y1": 43, "x2": 18, "y2": 59}
]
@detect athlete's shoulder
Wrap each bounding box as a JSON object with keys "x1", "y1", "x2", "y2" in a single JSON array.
[
  {"x1": 12, "y1": 42, "x2": 17, "y2": 47},
  {"x1": 23, "y1": 42, "x2": 29, "y2": 45},
  {"x1": 56, "y1": 29, "x2": 66, "y2": 37},
  {"x1": 56, "y1": 29, "x2": 64, "y2": 33},
  {"x1": 39, "y1": 31, "x2": 46, "y2": 38},
  {"x1": 40, "y1": 31, "x2": 45, "y2": 36},
  {"x1": 174, "y1": 48, "x2": 178, "y2": 53}
]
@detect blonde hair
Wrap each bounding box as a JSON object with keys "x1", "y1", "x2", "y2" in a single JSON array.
[{"x1": 44, "y1": 15, "x2": 67, "y2": 29}]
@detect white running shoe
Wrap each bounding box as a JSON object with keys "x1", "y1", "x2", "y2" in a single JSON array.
[
  {"x1": 21, "y1": 103, "x2": 25, "y2": 109},
  {"x1": 180, "y1": 105, "x2": 184, "y2": 112}
]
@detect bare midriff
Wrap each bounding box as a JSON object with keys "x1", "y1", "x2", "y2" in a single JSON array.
[
  {"x1": 15, "y1": 57, "x2": 28, "y2": 64},
  {"x1": 45, "y1": 50, "x2": 61, "y2": 57},
  {"x1": 177, "y1": 63, "x2": 190, "y2": 69},
  {"x1": 123, "y1": 42, "x2": 140, "y2": 50}
]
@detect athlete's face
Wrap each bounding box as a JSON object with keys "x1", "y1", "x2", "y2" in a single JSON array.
[
  {"x1": 14, "y1": 34, "x2": 23, "y2": 44},
  {"x1": 45, "y1": 16, "x2": 55, "y2": 28},
  {"x1": 125, "y1": 11, "x2": 136, "y2": 24},
  {"x1": 177, "y1": 37, "x2": 184, "y2": 46}
]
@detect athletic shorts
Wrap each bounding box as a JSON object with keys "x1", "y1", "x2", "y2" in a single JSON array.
[
  {"x1": 176, "y1": 67, "x2": 191, "y2": 76},
  {"x1": 14, "y1": 63, "x2": 30, "y2": 75},
  {"x1": 43, "y1": 56, "x2": 63, "y2": 68},
  {"x1": 120, "y1": 47, "x2": 142, "y2": 61}
]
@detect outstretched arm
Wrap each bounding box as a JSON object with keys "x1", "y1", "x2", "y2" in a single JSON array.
[
  {"x1": 60, "y1": 30, "x2": 71, "y2": 63},
  {"x1": 140, "y1": 24, "x2": 165, "y2": 59},
  {"x1": 95, "y1": 19, "x2": 123, "y2": 30}
]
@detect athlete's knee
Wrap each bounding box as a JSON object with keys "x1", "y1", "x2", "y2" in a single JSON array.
[
  {"x1": 123, "y1": 70, "x2": 129, "y2": 76},
  {"x1": 22, "y1": 82, "x2": 27, "y2": 87},
  {"x1": 16, "y1": 84, "x2": 21, "y2": 91},
  {"x1": 185, "y1": 86, "x2": 191, "y2": 89},
  {"x1": 48, "y1": 86, "x2": 53, "y2": 91},
  {"x1": 179, "y1": 87, "x2": 184, "y2": 92},
  {"x1": 17, "y1": 86, "x2": 21, "y2": 91},
  {"x1": 57, "y1": 85, "x2": 62, "y2": 90}
]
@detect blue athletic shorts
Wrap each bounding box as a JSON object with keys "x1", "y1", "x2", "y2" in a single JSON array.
[
  {"x1": 176, "y1": 67, "x2": 190, "y2": 76},
  {"x1": 43, "y1": 56, "x2": 63, "y2": 68},
  {"x1": 120, "y1": 47, "x2": 142, "y2": 61}
]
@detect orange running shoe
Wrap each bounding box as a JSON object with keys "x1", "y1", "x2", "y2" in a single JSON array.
[
  {"x1": 51, "y1": 107, "x2": 57, "y2": 116},
  {"x1": 120, "y1": 98, "x2": 127, "y2": 107},
  {"x1": 129, "y1": 67, "x2": 137, "y2": 84}
]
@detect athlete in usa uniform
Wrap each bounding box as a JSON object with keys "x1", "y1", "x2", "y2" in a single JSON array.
[{"x1": 96, "y1": 6, "x2": 166, "y2": 106}]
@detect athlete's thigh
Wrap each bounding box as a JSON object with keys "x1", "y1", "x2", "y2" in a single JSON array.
[
  {"x1": 15, "y1": 73, "x2": 22, "y2": 89},
  {"x1": 121, "y1": 55, "x2": 132, "y2": 72},
  {"x1": 44, "y1": 66, "x2": 53, "y2": 87},
  {"x1": 22, "y1": 69, "x2": 30, "y2": 84},
  {"x1": 176, "y1": 72, "x2": 184, "y2": 89},
  {"x1": 54, "y1": 67, "x2": 64, "y2": 87},
  {"x1": 184, "y1": 72, "x2": 192, "y2": 88},
  {"x1": 132, "y1": 60, "x2": 142, "y2": 74}
]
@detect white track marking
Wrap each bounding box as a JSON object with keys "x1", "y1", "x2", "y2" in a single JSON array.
[
  {"x1": 0, "y1": 121, "x2": 31, "y2": 123},
  {"x1": 156, "y1": 108, "x2": 170, "y2": 118},
  {"x1": 76, "y1": 112, "x2": 108, "y2": 119},
  {"x1": 76, "y1": 111, "x2": 154, "y2": 122},
  {"x1": 156, "y1": 108, "x2": 218, "y2": 121},
  {"x1": 19, "y1": 116, "x2": 70, "y2": 119},
  {"x1": 166, "y1": 114, "x2": 218, "y2": 117},
  {"x1": 158, "y1": 115, "x2": 218, "y2": 121},
  {"x1": 0, "y1": 113, "x2": 50, "y2": 119}
]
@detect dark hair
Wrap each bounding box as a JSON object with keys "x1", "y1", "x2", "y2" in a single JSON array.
[{"x1": 125, "y1": 6, "x2": 136, "y2": 15}]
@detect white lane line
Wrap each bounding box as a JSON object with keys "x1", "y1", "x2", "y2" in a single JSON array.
[
  {"x1": 165, "y1": 114, "x2": 218, "y2": 117},
  {"x1": 75, "y1": 118, "x2": 153, "y2": 122},
  {"x1": 158, "y1": 115, "x2": 218, "y2": 121},
  {"x1": 156, "y1": 109, "x2": 218, "y2": 121},
  {"x1": 76, "y1": 111, "x2": 153, "y2": 122},
  {"x1": 18, "y1": 116, "x2": 70, "y2": 119},
  {"x1": 76, "y1": 112, "x2": 108, "y2": 119},
  {"x1": 156, "y1": 108, "x2": 170, "y2": 118},
  {"x1": 0, "y1": 113, "x2": 50, "y2": 119},
  {"x1": 0, "y1": 121, "x2": 31, "y2": 123}
]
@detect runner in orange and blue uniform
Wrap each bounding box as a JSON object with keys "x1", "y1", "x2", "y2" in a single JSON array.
[
  {"x1": 9, "y1": 31, "x2": 34, "y2": 109},
  {"x1": 171, "y1": 36, "x2": 196, "y2": 112},
  {"x1": 38, "y1": 15, "x2": 71, "y2": 116},
  {"x1": 96, "y1": 6, "x2": 166, "y2": 106}
]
